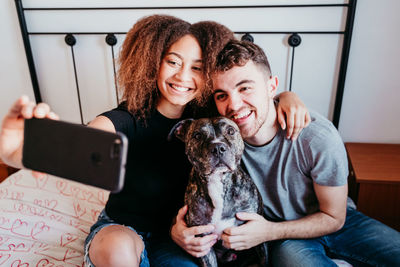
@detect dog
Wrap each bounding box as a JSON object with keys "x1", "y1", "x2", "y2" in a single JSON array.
[{"x1": 170, "y1": 117, "x2": 267, "y2": 267}]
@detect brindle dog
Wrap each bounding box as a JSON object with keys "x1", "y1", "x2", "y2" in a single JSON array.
[{"x1": 171, "y1": 117, "x2": 267, "y2": 267}]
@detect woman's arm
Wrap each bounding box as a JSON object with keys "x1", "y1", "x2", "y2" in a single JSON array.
[
  {"x1": 0, "y1": 96, "x2": 59, "y2": 169},
  {"x1": 0, "y1": 96, "x2": 115, "y2": 169},
  {"x1": 88, "y1": 115, "x2": 116, "y2": 133},
  {"x1": 275, "y1": 91, "x2": 311, "y2": 140}
]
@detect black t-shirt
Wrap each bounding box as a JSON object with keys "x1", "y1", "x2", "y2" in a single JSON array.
[{"x1": 101, "y1": 104, "x2": 191, "y2": 235}]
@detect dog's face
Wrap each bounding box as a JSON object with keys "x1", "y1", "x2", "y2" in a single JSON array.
[{"x1": 171, "y1": 117, "x2": 244, "y2": 175}]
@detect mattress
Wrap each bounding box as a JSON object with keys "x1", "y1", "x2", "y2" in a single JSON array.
[
  {"x1": 0, "y1": 170, "x2": 353, "y2": 267},
  {"x1": 0, "y1": 170, "x2": 108, "y2": 266}
]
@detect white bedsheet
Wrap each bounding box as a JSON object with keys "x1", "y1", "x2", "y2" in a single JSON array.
[
  {"x1": 0, "y1": 170, "x2": 353, "y2": 267},
  {"x1": 0, "y1": 170, "x2": 108, "y2": 266}
]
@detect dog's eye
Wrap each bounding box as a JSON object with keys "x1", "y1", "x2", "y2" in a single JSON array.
[
  {"x1": 227, "y1": 126, "x2": 236, "y2": 135},
  {"x1": 193, "y1": 132, "x2": 202, "y2": 140}
]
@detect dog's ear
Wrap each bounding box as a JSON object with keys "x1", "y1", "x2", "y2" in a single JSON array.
[{"x1": 168, "y1": 119, "x2": 194, "y2": 142}]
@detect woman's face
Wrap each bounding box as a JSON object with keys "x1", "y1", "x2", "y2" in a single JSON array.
[{"x1": 157, "y1": 34, "x2": 204, "y2": 118}]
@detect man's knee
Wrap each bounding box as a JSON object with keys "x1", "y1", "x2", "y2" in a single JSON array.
[{"x1": 89, "y1": 225, "x2": 144, "y2": 267}]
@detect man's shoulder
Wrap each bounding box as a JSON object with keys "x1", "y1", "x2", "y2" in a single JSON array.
[
  {"x1": 296, "y1": 111, "x2": 348, "y2": 186},
  {"x1": 303, "y1": 111, "x2": 337, "y2": 135},
  {"x1": 297, "y1": 111, "x2": 343, "y2": 148}
]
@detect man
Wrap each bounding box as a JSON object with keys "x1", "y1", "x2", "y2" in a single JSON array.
[{"x1": 171, "y1": 40, "x2": 400, "y2": 266}]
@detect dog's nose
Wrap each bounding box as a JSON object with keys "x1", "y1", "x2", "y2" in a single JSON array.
[{"x1": 211, "y1": 143, "x2": 227, "y2": 157}]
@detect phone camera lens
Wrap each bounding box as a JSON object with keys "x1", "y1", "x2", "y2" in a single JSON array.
[{"x1": 111, "y1": 139, "x2": 121, "y2": 159}]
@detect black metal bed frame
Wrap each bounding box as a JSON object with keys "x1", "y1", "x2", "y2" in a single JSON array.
[{"x1": 14, "y1": 0, "x2": 357, "y2": 127}]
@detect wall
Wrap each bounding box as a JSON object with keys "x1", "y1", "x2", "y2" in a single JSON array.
[
  {"x1": 1, "y1": 0, "x2": 399, "y2": 143},
  {"x1": 338, "y1": 0, "x2": 400, "y2": 143},
  {"x1": 0, "y1": 0, "x2": 35, "y2": 118}
]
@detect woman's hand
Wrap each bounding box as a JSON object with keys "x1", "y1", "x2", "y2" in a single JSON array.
[
  {"x1": 170, "y1": 205, "x2": 218, "y2": 258},
  {"x1": 276, "y1": 91, "x2": 311, "y2": 140},
  {"x1": 0, "y1": 96, "x2": 58, "y2": 169}
]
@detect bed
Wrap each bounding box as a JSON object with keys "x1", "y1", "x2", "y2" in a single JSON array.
[
  {"x1": 3, "y1": 0, "x2": 357, "y2": 265},
  {"x1": 0, "y1": 170, "x2": 108, "y2": 266},
  {"x1": 0, "y1": 170, "x2": 354, "y2": 266}
]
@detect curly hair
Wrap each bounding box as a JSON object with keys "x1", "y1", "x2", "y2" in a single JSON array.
[
  {"x1": 118, "y1": 15, "x2": 235, "y2": 121},
  {"x1": 189, "y1": 21, "x2": 235, "y2": 105},
  {"x1": 215, "y1": 39, "x2": 272, "y2": 76},
  {"x1": 118, "y1": 15, "x2": 191, "y2": 121}
]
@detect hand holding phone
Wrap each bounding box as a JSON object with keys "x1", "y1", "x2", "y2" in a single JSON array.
[
  {"x1": 22, "y1": 118, "x2": 127, "y2": 192},
  {"x1": 0, "y1": 96, "x2": 58, "y2": 169}
]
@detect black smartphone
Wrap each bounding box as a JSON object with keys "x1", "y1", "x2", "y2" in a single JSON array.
[{"x1": 22, "y1": 118, "x2": 128, "y2": 193}]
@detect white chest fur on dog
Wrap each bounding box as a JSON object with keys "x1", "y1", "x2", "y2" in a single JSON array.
[
  {"x1": 208, "y1": 172, "x2": 237, "y2": 238},
  {"x1": 173, "y1": 117, "x2": 268, "y2": 266}
]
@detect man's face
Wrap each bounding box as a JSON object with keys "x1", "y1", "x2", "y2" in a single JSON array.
[{"x1": 213, "y1": 61, "x2": 277, "y2": 142}]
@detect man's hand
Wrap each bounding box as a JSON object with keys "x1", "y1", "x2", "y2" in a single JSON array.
[
  {"x1": 222, "y1": 183, "x2": 348, "y2": 248},
  {"x1": 221, "y1": 212, "x2": 272, "y2": 251},
  {"x1": 170, "y1": 205, "x2": 218, "y2": 258},
  {"x1": 276, "y1": 91, "x2": 311, "y2": 141},
  {"x1": 0, "y1": 95, "x2": 58, "y2": 169}
]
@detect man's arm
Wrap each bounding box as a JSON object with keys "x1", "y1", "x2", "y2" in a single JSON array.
[
  {"x1": 221, "y1": 183, "x2": 348, "y2": 250},
  {"x1": 268, "y1": 183, "x2": 347, "y2": 239}
]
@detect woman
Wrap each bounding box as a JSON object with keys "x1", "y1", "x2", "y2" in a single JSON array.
[{"x1": 0, "y1": 15, "x2": 309, "y2": 267}]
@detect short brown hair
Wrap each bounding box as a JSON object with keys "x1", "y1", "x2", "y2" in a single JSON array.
[{"x1": 215, "y1": 39, "x2": 272, "y2": 76}]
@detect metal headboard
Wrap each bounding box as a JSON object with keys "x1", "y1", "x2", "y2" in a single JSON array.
[{"x1": 14, "y1": 0, "x2": 357, "y2": 127}]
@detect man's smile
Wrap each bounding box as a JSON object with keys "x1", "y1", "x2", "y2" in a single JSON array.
[{"x1": 230, "y1": 109, "x2": 253, "y2": 124}]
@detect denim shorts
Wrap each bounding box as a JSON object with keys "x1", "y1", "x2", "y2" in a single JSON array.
[{"x1": 84, "y1": 209, "x2": 150, "y2": 267}]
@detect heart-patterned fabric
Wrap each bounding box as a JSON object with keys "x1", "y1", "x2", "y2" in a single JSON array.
[{"x1": 0, "y1": 170, "x2": 109, "y2": 266}]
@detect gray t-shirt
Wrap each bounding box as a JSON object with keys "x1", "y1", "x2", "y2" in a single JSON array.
[{"x1": 242, "y1": 111, "x2": 348, "y2": 222}]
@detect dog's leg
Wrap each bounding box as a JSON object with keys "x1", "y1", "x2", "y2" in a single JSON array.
[{"x1": 200, "y1": 249, "x2": 218, "y2": 267}]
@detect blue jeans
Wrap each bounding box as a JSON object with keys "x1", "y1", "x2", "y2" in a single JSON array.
[
  {"x1": 270, "y1": 207, "x2": 400, "y2": 267},
  {"x1": 84, "y1": 210, "x2": 198, "y2": 267}
]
